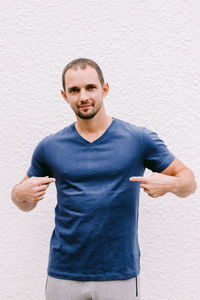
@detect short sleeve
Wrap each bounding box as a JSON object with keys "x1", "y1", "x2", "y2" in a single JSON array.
[
  {"x1": 27, "y1": 138, "x2": 52, "y2": 178},
  {"x1": 142, "y1": 127, "x2": 175, "y2": 173}
]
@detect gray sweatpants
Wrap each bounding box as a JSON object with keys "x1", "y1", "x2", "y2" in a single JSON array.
[{"x1": 45, "y1": 275, "x2": 140, "y2": 300}]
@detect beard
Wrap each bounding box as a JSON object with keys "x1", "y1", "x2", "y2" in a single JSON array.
[{"x1": 76, "y1": 101, "x2": 103, "y2": 119}]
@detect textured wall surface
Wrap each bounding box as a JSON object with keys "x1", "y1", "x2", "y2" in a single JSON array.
[{"x1": 1, "y1": 0, "x2": 200, "y2": 299}]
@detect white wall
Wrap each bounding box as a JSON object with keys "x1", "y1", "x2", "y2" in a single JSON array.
[{"x1": 1, "y1": 0, "x2": 200, "y2": 299}]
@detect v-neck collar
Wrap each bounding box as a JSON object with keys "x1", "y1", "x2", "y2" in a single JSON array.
[{"x1": 72, "y1": 117, "x2": 116, "y2": 146}]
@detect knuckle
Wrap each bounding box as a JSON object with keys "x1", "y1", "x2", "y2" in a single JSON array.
[
  {"x1": 32, "y1": 186, "x2": 38, "y2": 192},
  {"x1": 31, "y1": 179, "x2": 37, "y2": 186},
  {"x1": 37, "y1": 192, "x2": 44, "y2": 197},
  {"x1": 40, "y1": 185, "x2": 45, "y2": 191}
]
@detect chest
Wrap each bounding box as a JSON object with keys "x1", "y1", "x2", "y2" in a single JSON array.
[{"x1": 46, "y1": 136, "x2": 143, "y2": 182}]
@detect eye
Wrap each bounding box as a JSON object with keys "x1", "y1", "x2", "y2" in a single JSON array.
[
  {"x1": 88, "y1": 85, "x2": 96, "y2": 90},
  {"x1": 70, "y1": 88, "x2": 79, "y2": 93}
]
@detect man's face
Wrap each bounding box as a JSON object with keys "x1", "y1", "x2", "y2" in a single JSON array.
[{"x1": 61, "y1": 66, "x2": 109, "y2": 119}]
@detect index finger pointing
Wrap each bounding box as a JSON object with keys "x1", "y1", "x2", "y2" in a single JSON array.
[
  {"x1": 36, "y1": 177, "x2": 56, "y2": 184},
  {"x1": 129, "y1": 176, "x2": 149, "y2": 183}
]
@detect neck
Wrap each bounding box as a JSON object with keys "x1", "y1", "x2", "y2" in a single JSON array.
[{"x1": 75, "y1": 104, "x2": 113, "y2": 134}]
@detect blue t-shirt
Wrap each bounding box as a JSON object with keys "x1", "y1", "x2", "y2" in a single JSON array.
[{"x1": 27, "y1": 118, "x2": 175, "y2": 281}]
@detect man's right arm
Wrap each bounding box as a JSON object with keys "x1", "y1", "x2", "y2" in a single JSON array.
[{"x1": 11, "y1": 175, "x2": 56, "y2": 212}]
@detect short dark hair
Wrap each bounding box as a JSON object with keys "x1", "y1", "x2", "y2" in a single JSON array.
[{"x1": 62, "y1": 58, "x2": 105, "y2": 91}]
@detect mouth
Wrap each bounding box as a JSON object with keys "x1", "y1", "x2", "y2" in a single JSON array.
[{"x1": 79, "y1": 104, "x2": 93, "y2": 108}]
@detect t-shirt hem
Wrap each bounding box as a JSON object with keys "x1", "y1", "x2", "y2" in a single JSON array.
[
  {"x1": 156, "y1": 154, "x2": 176, "y2": 173},
  {"x1": 47, "y1": 270, "x2": 140, "y2": 281},
  {"x1": 27, "y1": 170, "x2": 34, "y2": 177}
]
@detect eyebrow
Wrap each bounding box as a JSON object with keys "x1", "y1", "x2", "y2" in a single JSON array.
[{"x1": 67, "y1": 84, "x2": 97, "y2": 92}]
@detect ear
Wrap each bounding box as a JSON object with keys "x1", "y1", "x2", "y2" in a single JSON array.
[
  {"x1": 102, "y1": 83, "x2": 109, "y2": 98},
  {"x1": 61, "y1": 90, "x2": 69, "y2": 104}
]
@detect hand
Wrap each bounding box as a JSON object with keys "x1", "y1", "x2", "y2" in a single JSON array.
[
  {"x1": 15, "y1": 176, "x2": 56, "y2": 204},
  {"x1": 129, "y1": 172, "x2": 175, "y2": 198}
]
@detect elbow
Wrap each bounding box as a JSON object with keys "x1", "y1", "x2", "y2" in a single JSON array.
[
  {"x1": 182, "y1": 174, "x2": 197, "y2": 198},
  {"x1": 174, "y1": 169, "x2": 197, "y2": 198},
  {"x1": 191, "y1": 179, "x2": 197, "y2": 194},
  {"x1": 190, "y1": 170, "x2": 197, "y2": 195}
]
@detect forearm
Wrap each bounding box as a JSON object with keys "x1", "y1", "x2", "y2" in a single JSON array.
[
  {"x1": 170, "y1": 168, "x2": 197, "y2": 198},
  {"x1": 11, "y1": 184, "x2": 37, "y2": 212}
]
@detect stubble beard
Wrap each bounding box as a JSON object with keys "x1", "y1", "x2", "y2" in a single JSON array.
[{"x1": 76, "y1": 100, "x2": 103, "y2": 119}]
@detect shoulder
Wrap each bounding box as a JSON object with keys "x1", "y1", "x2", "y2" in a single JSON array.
[
  {"x1": 114, "y1": 118, "x2": 161, "y2": 138},
  {"x1": 114, "y1": 119, "x2": 163, "y2": 147},
  {"x1": 41, "y1": 123, "x2": 74, "y2": 145},
  {"x1": 30, "y1": 124, "x2": 74, "y2": 154},
  {"x1": 114, "y1": 118, "x2": 157, "y2": 143},
  {"x1": 114, "y1": 118, "x2": 142, "y2": 135}
]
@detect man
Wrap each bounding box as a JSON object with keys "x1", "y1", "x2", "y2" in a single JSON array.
[{"x1": 11, "y1": 58, "x2": 197, "y2": 300}]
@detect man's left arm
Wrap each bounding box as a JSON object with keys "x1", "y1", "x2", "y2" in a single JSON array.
[{"x1": 129, "y1": 158, "x2": 197, "y2": 198}]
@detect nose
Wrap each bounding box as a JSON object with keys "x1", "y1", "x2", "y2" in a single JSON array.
[{"x1": 80, "y1": 88, "x2": 89, "y2": 102}]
